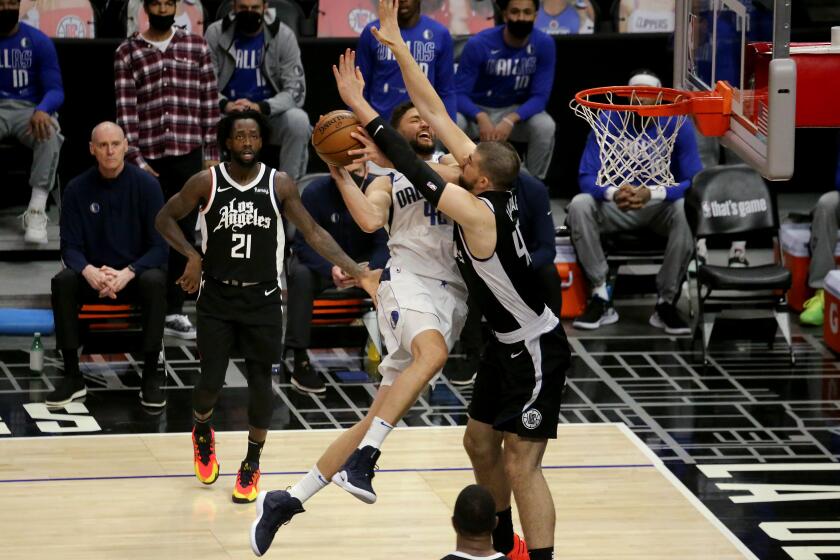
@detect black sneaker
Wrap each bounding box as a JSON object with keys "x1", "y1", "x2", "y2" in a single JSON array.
[
  {"x1": 164, "y1": 314, "x2": 197, "y2": 340},
  {"x1": 444, "y1": 353, "x2": 479, "y2": 386},
  {"x1": 331, "y1": 445, "x2": 381, "y2": 504},
  {"x1": 572, "y1": 296, "x2": 619, "y2": 330},
  {"x1": 140, "y1": 371, "x2": 167, "y2": 408},
  {"x1": 649, "y1": 302, "x2": 691, "y2": 335},
  {"x1": 290, "y1": 359, "x2": 326, "y2": 395},
  {"x1": 45, "y1": 376, "x2": 87, "y2": 407},
  {"x1": 250, "y1": 490, "x2": 305, "y2": 557}
]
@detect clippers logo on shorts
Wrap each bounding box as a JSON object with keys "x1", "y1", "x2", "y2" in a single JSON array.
[
  {"x1": 522, "y1": 408, "x2": 542, "y2": 430},
  {"x1": 213, "y1": 199, "x2": 272, "y2": 232},
  {"x1": 89, "y1": 203, "x2": 100, "y2": 214}
]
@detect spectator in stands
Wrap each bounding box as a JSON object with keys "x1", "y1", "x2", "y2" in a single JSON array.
[
  {"x1": 205, "y1": 0, "x2": 311, "y2": 180},
  {"x1": 447, "y1": 171, "x2": 559, "y2": 385},
  {"x1": 0, "y1": 0, "x2": 64, "y2": 245},
  {"x1": 356, "y1": 0, "x2": 456, "y2": 120},
  {"x1": 440, "y1": 484, "x2": 506, "y2": 560},
  {"x1": 114, "y1": 0, "x2": 220, "y2": 340},
  {"x1": 799, "y1": 149, "x2": 840, "y2": 326},
  {"x1": 285, "y1": 161, "x2": 389, "y2": 394},
  {"x1": 455, "y1": 0, "x2": 556, "y2": 180},
  {"x1": 566, "y1": 69, "x2": 701, "y2": 334},
  {"x1": 45, "y1": 122, "x2": 168, "y2": 408},
  {"x1": 536, "y1": 0, "x2": 595, "y2": 35}
]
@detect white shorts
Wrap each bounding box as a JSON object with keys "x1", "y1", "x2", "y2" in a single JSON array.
[{"x1": 376, "y1": 267, "x2": 468, "y2": 385}]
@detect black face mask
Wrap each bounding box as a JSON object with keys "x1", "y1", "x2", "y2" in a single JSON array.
[
  {"x1": 235, "y1": 11, "x2": 263, "y2": 34},
  {"x1": 147, "y1": 12, "x2": 175, "y2": 32},
  {"x1": 0, "y1": 9, "x2": 19, "y2": 34},
  {"x1": 506, "y1": 19, "x2": 534, "y2": 39}
]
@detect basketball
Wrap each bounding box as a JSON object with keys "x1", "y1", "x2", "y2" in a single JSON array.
[{"x1": 312, "y1": 110, "x2": 364, "y2": 167}]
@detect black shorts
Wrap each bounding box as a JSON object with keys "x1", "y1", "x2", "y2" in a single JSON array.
[
  {"x1": 196, "y1": 277, "x2": 283, "y2": 365},
  {"x1": 468, "y1": 325, "x2": 570, "y2": 439}
]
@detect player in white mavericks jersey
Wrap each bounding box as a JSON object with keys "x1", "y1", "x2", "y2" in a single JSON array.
[{"x1": 249, "y1": 101, "x2": 468, "y2": 557}]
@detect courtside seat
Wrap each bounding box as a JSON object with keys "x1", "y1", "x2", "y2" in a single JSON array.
[
  {"x1": 309, "y1": 288, "x2": 379, "y2": 352},
  {"x1": 78, "y1": 304, "x2": 145, "y2": 354},
  {"x1": 697, "y1": 264, "x2": 791, "y2": 291}
]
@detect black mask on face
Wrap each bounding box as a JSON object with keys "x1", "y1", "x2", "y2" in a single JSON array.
[
  {"x1": 235, "y1": 10, "x2": 263, "y2": 34},
  {"x1": 147, "y1": 12, "x2": 175, "y2": 32},
  {"x1": 506, "y1": 19, "x2": 534, "y2": 39},
  {"x1": 0, "y1": 9, "x2": 19, "y2": 34}
]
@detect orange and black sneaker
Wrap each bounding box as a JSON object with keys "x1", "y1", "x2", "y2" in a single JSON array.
[
  {"x1": 192, "y1": 426, "x2": 219, "y2": 485},
  {"x1": 506, "y1": 533, "x2": 530, "y2": 560},
  {"x1": 233, "y1": 460, "x2": 261, "y2": 504}
]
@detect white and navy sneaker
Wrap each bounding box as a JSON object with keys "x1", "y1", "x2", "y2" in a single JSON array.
[
  {"x1": 164, "y1": 314, "x2": 197, "y2": 340},
  {"x1": 21, "y1": 208, "x2": 48, "y2": 244},
  {"x1": 250, "y1": 490, "x2": 305, "y2": 557},
  {"x1": 573, "y1": 296, "x2": 619, "y2": 330},
  {"x1": 331, "y1": 445, "x2": 380, "y2": 504}
]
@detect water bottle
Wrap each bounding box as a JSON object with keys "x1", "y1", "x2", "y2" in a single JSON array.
[{"x1": 30, "y1": 332, "x2": 44, "y2": 372}]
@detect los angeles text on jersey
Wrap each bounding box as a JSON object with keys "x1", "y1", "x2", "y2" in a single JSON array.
[{"x1": 213, "y1": 199, "x2": 272, "y2": 232}]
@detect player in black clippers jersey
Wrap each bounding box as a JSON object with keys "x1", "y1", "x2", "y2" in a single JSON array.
[
  {"x1": 332, "y1": 8, "x2": 570, "y2": 558},
  {"x1": 156, "y1": 110, "x2": 378, "y2": 506}
]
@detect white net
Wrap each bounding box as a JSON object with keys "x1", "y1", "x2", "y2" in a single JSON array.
[{"x1": 570, "y1": 90, "x2": 689, "y2": 188}]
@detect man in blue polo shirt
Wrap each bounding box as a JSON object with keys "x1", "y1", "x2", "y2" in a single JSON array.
[
  {"x1": 356, "y1": 0, "x2": 456, "y2": 120},
  {"x1": 0, "y1": 0, "x2": 64, "y2": 245},
  {"x1": 455, "y1": 0, "x2": 556, "y2": 180}
]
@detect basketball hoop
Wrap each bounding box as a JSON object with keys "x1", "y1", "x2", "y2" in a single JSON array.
[{"x1": 570, "y1": 82, "x2": 732, "y2": 188}]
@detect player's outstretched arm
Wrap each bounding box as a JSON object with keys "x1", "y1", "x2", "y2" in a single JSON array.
[
  {"x1": 329, "y1": 165, "x2": 392, "y2": 233},
  {"x1": 333, "y1": 50, "x2": 379, "y2": 127},
  {"x1": 371, "y1": 0, "x2": 475, "y2": 165},
  {"x1": 275, "y1": 173, "x2": 381, "y2": 301},
  {"x1": 155, "y1": 171, "x2": 212, "y2": 293}
]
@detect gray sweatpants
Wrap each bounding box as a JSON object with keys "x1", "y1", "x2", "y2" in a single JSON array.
[
  {"x1": 566, "y1": 193, "x2": 693, "y2": 302},
  {"x1": 456, "y1": 104, "x2": 555, "y2": 180},
  {"x1": 269, "y1": 107, "x2": 311, "y2": 181},
  {"x1": 808, "y1": 190, "x2": 840, "y2": 289},
  {"x1": 0, "y1": 99, "x2": 63, "y2": 191}
]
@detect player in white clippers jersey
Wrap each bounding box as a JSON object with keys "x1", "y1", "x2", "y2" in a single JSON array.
[{"x1": 250, "y1": 101, "x2": 468, "y2": 557}]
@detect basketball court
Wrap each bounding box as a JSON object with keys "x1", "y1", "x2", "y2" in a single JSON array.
[{"x1": 0, "y1": 423, "x2": 753, "y2": 559}]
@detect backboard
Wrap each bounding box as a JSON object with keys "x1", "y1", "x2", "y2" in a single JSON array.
[{"x1": 674, "y1": 0, "x2": 797, "y2": 180}]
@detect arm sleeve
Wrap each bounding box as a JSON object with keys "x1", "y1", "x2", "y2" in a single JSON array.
[
  {"x1": 356, "y1": 27, "x2": 375, "y2": 105},
  {"x1": 34, "y1": 34, "x2": 64, "y2": 114},
  {"x1": 436, "y1": 30, "x2": 457, "y2": 121},
  {"x1": 518, "y1": 176, "x2": 556, "y2": 269},
  {"x1": 365, "y1": 116, "x2": 448, "y2": 207},
  {"x1": 455, "y1": 39, "x2": 483, "y2": 121},
  {"x1": 578, "y1": 131, "x2": 612, "y2": 201},
  {"x1": 514, "y1": 34, "x2": 555, "y2": 122},
  {"x1": 665, "y1": 120, "x2": 703, "y2": 201},
  {"x1": 59, "y1": 184, "x2": 89, "y2": 272},
  {"x1": 368, "y1": 227, "x2": 390, "y2": 270},
  {"x1": 265, "y1": 25, "x2": 307, "y2": 114},
  {"x1": 132, "y1": 178, "x2": 169, "y2": 274},
  {"x1": 292, "y1": 185, "x2": 333, "y2": 279},
  {"x1": 199, "y1": 42, "x2": 221, "y2": 161},
  {"x1": 114, "y1": 45, "x2": 146, "y2": 168}
]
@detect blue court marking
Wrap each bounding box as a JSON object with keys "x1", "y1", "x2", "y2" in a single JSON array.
[{"x1": 0, "y1": 463, "x2": 654, "y2": 485}]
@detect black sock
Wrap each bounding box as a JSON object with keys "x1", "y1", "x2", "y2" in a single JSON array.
[
  {"x1": 529, "y1": 547, "x2": 554, "y2": 560},
  {"x1": 62, "y1": 349, "x2": 80, "y2": 378},
  {"x1": 193, "y1": 412, "x2": 212, "y2": 436},
  {"x1": 142, "y1": 352, "x2": 158, "y2": 378},
  {"x1": 492, "y1": 507, "x2": 514, "y2": 554},
  {"x1": 245, "y1": 437, "x2": 264, "y2": 464},
  {"x1": 293, "y1": 348, "x2": 309, "y2": 366}
]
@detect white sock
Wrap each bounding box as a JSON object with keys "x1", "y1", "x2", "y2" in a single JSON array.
[
  {"x1": 358, "y1": 416, "x2": 393, "y2": 450},
  {"x1": 592, "y1": 283, "x2": 609, "y2": 301},
  {"x1": 28, "y1": 188, "x2": 49, "y2": 212},
  {"x1": 288, "y1": 465, "x2": 329, "y2": 504}
]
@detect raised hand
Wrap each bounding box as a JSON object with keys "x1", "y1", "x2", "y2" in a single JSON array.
[
  {"x1": 332, "y1": 49, "x2": 366, "y2": 109},
  {"x1": 370, "y1": 0, "x2": 402, "y2": 49},
  {"x1": 347, "y1": 126, "x2": 393, "y2": 168}
]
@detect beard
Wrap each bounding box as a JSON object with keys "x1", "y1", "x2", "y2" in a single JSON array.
[
  {"x1": 409, "y1": 138, "x2": 435, "y2": 157},
  {"x1": 459, "y1": 174, "x2": 476, "y2": 192},
  {"x1": 231, "y1": 151, "x2": 259, "y2": 167}
]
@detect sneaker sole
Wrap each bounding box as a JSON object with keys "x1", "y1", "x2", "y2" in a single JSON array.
[
  {"x1": 139, "y1": 393, "x2": 167, "y2": 408},
  {"x1": 448, "y1": 372, "x2": 477, "y2": 386},
  {"x1": 164, "y1": 328, "x2": 197, "y2": 340},
  {"x1": 45, "y1": 387, "x2": 87, "y2": 407},
  {"x1": 24, "y1": 232, "x2": 48, "y2": 244},
  {"x1": 250, "y1": 491, "x2": 267, "y2": 557},
  {"x1": 649, "y1": 314, "x2": 692, "y2": 335},
  {"x1": 573, "y1": 310, "x2": 619, "y2": 330},
  {"x1": 233, "y1": 492, "x2": 258, "y2": 504},
  {"x1": 290, "y1": 377, "x2": 326, "y2": 395},
  {"x1": 331, "y1": 471, "x2": 377, "y2": 504}
]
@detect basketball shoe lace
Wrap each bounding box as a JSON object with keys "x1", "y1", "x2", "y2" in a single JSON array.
[
  {"x1": 194, "y1": 433, "x2": 214, "y2": 466},
  {"x1": 238, "y1": 461, "x2": 257, "y2": 488}
]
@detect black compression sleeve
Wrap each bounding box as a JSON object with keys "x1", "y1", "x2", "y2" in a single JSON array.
[{"x1": 364, "y1": 116, "x2": 448, "y2": 207}]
